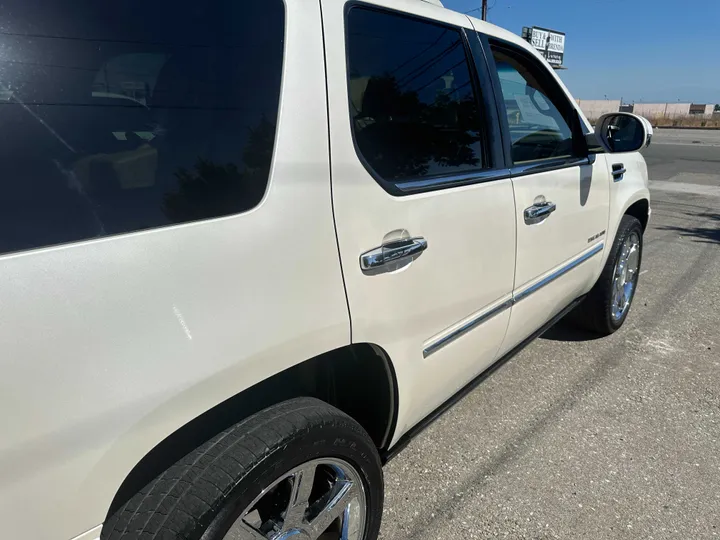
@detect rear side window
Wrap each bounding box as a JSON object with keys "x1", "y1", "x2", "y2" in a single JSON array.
[
  {"x1": 346, "y1": 7, "x2": 486, "y2": 185},
  {"x1": 0, "y1": 0, "x2": 284, "y2": 256},
  {"x1": 490, "y1": 44, "x2": 575, "y2": 164}
]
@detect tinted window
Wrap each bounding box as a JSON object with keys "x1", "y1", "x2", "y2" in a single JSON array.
[
  {"x1": 347, "y1": 8, "x2": 485, "y2": 184},
  {"x1": 491, "y1": 45, "x2": 574, "y2": 164},
  {"x1": 0, "y1": 0, "x2": 284, "y2": 255}
]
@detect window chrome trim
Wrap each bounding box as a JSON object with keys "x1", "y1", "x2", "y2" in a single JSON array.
[
  {"x1": 423, "y1": 297, "x2": 513, "y2": 358},
  {"x1": 422, "y1": 242, "x2": 604, "y2": 358},
  {"x1": 395, "y1": 168, "x2": 512, "y2": 194},
  {"x1": 382, "y1": 151, "x2": 596, "y2": 194},
  {"x1": 509, "y1": 155, "x2": 595, "y2": 179},
  {"x1": 513, "y1": 242, "x2": 604, "y2": 303}
]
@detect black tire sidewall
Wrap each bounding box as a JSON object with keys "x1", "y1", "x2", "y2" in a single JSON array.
[{"x1": 200, "y1": 414, "x2": 383, "y2": 540}]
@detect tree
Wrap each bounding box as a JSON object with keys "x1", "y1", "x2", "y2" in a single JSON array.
[
  {"x1": 163, "y1": 117, "x2": 275, "y2": 223},
  {"x1": 353, "y1": 75, "x2": 482, "y2": 180},
  {"x1": 715, "y1": 104, "x2": 720, "y2": 112}
]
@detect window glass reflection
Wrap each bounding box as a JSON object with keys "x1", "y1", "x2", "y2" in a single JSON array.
[
  {"x1": 347, "y1": 8, "x2": 486, "y2": 183},
  {"x1": 0, "y1": 0, "x2": 284, "y2": 255}
]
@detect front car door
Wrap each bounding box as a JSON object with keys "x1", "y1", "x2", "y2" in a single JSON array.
[
  {"x1": 321, "y1": 0, "x2": 517, "y2": 441},
  {"x1": 478, "y1": 33, "x2": 612, "y2": 355}
]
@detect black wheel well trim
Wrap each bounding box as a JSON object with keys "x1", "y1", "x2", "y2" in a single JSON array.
[
  {"x1": 625, "y1": 198, "x2": 650, "y2": 231},
  {"x1": 368, "y1": 343, "x2": 400, "y2": 452},
  {"x1": 104, "y1": 342, "x2": 399, "y2": 521}
]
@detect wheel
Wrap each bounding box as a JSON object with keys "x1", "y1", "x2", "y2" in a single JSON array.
[
  {"x1": 103, "y1": 398, "x2": 383, "y2": 540},
  {"x1": 572, "y1": 215, "x2": 643, "y2": 335}
]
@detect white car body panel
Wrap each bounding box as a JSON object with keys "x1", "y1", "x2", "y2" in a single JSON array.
[
  {"x1": 0, "y1": 2, "x2": 650, "y2": 539},
  {"x1": 510, "y1": 161, "x2": 610, "y2": 290},
  {"x1": 601, "y1": 151, "x2": 651, "y2": 267},
  {"x1": 0, "y1": 2, "x2": 347, "y2": 539},
  {"x1": 499, "y1": 159, "x2": 611, "y2": 355}
]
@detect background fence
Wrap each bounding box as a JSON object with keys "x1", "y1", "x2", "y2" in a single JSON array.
[{"x1": 576, "y1": 99, "x2": 719, "y2": 127}]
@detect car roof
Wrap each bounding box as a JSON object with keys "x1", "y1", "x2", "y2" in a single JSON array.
[
  {"x1": 408, "y1": 0, "x2": 545, "y2": 60},
  {"x1": 365, "y1": 0, "x2": 589, "y2": 127},
  {"x1": 364, "y1": 0, "x2": 550, "y2": 68},
  {"x1": 464, "y1": 15, "x2": 544, "y2": 60}
]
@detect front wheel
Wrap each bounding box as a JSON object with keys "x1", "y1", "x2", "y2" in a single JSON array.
[
  {"x1": 573, "y1": 215, "x2": 644, "y2": 335},
  {"x1": 103, "y1": 398, "x2": 384, "y2": 540}
]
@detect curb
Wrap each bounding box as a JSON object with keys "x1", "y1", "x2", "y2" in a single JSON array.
[{"x1": 653, "y1": 125, "x2": 720, "y2": 131}]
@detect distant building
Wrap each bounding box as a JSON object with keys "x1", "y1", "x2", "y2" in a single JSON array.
[
  {"x1": 575, "y1": 100, "x2": 717, "y2": 120},
  {"x1": 576, "y1": 99, "x2": 621, "y2": 119},
  {"x1": 633, "y1": 103, "x2": 692, "y2": 119},
  {"x1": 689, "y1": 104, "x2": 715, "y2": 117}
]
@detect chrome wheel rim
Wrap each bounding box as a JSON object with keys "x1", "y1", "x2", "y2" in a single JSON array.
[
  {"x1": 223, "y1": 458, "x2": 367, "y2": 540},
  {"x1": 611, "y1": 232, "x2": 641, "y2": 322}
]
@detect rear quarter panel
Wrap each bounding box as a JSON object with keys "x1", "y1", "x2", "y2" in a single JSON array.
[{"x1": 0, "y1": 3, "x2": 344, "y2": 540}]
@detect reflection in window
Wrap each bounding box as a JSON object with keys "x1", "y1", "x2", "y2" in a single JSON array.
[
  {"x1": 606, "y1": 115, "x2": 644, "y2": 153},
  {"x1": 91, "y1": 53, "x2": 170, "y2": 107},
  {"x1": 491, "y1": 47, "x2": 574, "y2": 164},
  {"x1": 0, "y1": 0, "x2": 284, "y2": 256},
  {"x1": 347, "y1": 8, "x2": 485, "y2": 183}
]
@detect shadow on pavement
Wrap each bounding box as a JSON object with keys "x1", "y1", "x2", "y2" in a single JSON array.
[
  {"x1": 540, "y1": 318, "x2": 603, "y2": 342},
  {"x1": 657, "y1": 212, "x2": 720, "y2": 244}
]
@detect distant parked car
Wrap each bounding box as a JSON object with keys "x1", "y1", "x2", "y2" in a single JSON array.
[{"x1": 0, "y1": 1, "x2": 651, "y2": 539}]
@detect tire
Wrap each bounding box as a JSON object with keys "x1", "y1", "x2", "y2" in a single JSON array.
[
  {"x1": 103, "y1": 398, "x2": 384, "y2": 540},
  {"x1": 572, "y1": 215, "x2": 644, "y2": 335}
]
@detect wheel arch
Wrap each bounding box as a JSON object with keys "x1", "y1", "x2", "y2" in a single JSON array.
[
  {"x1": 601, "y1": 181, "x2": 650, "y2": 269},
  {"x1": 625, "y1": 197, "x2": 650, "y2": 232},
  {"x1": 102, "y1": 343, "x2": 398, "y2": 523}
]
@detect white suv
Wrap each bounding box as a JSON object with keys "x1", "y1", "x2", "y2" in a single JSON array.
[{"x1": 0, "y1": 1, "x2": 651, "y2": 539}]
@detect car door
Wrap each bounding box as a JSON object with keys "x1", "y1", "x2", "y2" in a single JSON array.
[
  {"x1": 321, "y1": 0, "x2": 516, "y2": 441},
  {"x1": 482, "y1": 36, "x2": 612, "y2": 355}
]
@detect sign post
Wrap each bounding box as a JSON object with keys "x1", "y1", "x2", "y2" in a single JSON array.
[{"x1": 521, "y1": 26, "x2": 566, "y2": 69}]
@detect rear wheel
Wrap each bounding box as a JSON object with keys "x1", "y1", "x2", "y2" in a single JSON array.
[
  {"x1": 572, "y1": 215, "x2": 643, "y2": 335},
  {"x1": 103, "y1": 398, "x2": 383, "y2": 540},
  {"x1": 209, "y1": 456, "x2": 368, "y2": 540}
]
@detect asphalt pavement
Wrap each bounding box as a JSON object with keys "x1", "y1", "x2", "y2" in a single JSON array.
[{"x1": 379, "y1": 130, "x2": 720, "y2": 539}]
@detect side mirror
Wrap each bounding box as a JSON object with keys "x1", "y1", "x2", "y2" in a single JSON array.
[{"x1": 594, "y1": 113, "x2": 653, "y2": 153}]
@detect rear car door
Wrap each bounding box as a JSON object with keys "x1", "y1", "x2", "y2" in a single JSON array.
[
  {"x1": 483, "y1": 36, "x2": 612, "y2": 354},
  {"x1": 321, "y1": 0, "x2": 516, "y2": 440}
]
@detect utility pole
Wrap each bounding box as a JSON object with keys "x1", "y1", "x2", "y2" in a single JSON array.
[{"x1": 482, "y1": 0, "x2": 488, "y2": 20}]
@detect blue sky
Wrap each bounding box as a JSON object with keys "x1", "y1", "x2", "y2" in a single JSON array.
[{"x1": 443, "y1": 0, "x2": 720, "y2": 105}]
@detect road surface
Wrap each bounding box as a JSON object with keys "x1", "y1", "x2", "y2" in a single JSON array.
[{"x1": 379, "y1": 130, "x2": 720, "y2": 539}]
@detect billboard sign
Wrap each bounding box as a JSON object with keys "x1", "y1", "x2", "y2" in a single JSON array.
[{"x1": 522, "y1": 26, "x2": 566, "y2": 66}]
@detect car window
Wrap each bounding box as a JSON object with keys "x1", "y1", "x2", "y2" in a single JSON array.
[
  {"x1": 490, "y1": 44, "x2": 575, "y2": 165},
  {"x1": 346, "y1": 7, "x2": 486, "y2": 185},
  {"x1": 0, "y1": 0, "x2": 284, "y2": 256}
]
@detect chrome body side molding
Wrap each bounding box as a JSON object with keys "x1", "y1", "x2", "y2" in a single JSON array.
[
  {"x1": 514, "y1": 243, "x2": 604, "y2": 304},
  {"x1": 422, "y1": 243, "x2": 604, "y2": 357},
  {"x1": 423, "y1": 298, "x2": 513, "y2": 358}
]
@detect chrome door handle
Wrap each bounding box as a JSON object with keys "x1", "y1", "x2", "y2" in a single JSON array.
[
  {"x1": 524, "y1": 201, "x2": 556, "y2": 225},
  {"x1": 360, "y1": 237, "x2": 428, "y2": 275}
]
